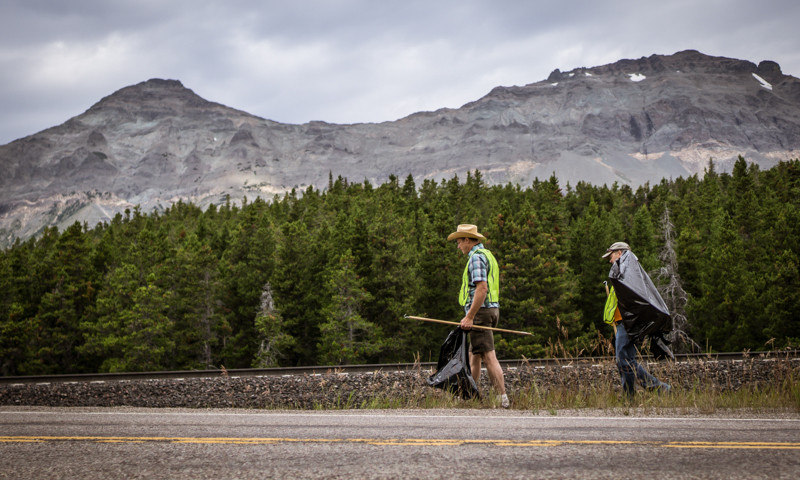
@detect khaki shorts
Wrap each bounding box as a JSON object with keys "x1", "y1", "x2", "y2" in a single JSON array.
[{"x1": 469, "y1": 308, "x2": 499, "y2": 354}]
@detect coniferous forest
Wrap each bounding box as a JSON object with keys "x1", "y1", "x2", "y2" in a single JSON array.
[{"x1": 1, "y1": 157, "x2": 798, "y2": 376}]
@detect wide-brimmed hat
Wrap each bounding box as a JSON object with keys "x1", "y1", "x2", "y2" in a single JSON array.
[
  {"x1": 601, "y1": 241, "x2": 630, "y2": 259},
  {"x1": 447, "y1": 224, "x2": 486, "y2": 242}
]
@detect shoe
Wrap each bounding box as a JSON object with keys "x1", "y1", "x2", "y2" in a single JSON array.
[
  {"x1": 651, "y1": 383, "x2": 671, "y2": 395},
  {"x1": 499, "y1": 394, "x2": 510, "y2": 408}
]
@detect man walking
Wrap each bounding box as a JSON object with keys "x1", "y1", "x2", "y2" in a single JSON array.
[
  {"x1": 448, "y1": 224, "x2": 509, "y2": 408},
  {"x1": 603, "y1": 241, "x2": 672, "y2": 397}
]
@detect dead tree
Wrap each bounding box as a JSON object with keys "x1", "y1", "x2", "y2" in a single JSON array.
[{"x1": 652, "y1": 206, "x2": 702, "y2": 353}]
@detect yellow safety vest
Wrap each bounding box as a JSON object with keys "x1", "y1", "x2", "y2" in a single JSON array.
[{"x1": 459, "y1": 248, "x2": 499, "y2": 306}]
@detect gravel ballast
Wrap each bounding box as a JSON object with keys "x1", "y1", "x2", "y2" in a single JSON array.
[{"x1": 1, "y1": 357, "x2": 797, "y2": 409}]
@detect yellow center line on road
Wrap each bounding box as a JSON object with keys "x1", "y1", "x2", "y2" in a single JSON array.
[
  {"x1": 665, "y1": 441, "x2": 800, "y2": 450},
  {"x1": 1, "y1": 436, "x2": 799, "y2": 449}
]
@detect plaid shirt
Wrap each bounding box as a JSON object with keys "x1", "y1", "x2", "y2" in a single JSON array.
[{"x1": 464, "y1": 243, "x2": 500, "y2": 312}]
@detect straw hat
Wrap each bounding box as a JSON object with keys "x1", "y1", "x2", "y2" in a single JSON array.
[{"x1": 447, "y1": 224, "x2": 486, "y2": 242}]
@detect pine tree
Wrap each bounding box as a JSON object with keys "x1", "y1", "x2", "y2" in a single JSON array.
[
  {"x1": 760, "y1": 250, "x2": 800, "y2": 347},
  {"x1": 30, "y1": 223, "x2": 97, "y2": 373},
  {"x1": 566, "y1": 198, "x2": 623, "y2": 333},
  {"x1": 360, "y1": 183, "x2": 419, "y2": 362},
  {"x1": 113, "y1": 278, "x2": 175, "y2": 371},
  {"x1": 317, "y1": 250, "x2": 383, "y2": 364},
  {"x1": 271, "y1": 219, "x2": 325, "y2": 365},
  {"x1": 80, "y1": 263, "x2": 138, "y2": 371},
  {"x1": 0, "y1": 243, "x2": 35, "y2": 375},
  {"x1": 218, "y1": 200, "x2": 276, "y2": 367},
  {"x1": 629, "y1": 204, "x2": 659, "y2": 271},
  {"x1": 688, "y1": 209, "x2": 760, "y2": 351},
  {"x1": 494, "y1": 205, "x2": 581, "y2": 358},
  {"x1": 252, "y1": 282, "x2": 295, "y2": 367},
  {"x1": 168, "y1": 232, "x2": 227, "y2": 368},
  {"x1": 82, "y1": 266, "x2": 175, "y2": 372}
]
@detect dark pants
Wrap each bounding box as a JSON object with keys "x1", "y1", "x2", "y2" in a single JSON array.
[{"x1": 615, "y1": 323, "x2": 665, "y2": 396}]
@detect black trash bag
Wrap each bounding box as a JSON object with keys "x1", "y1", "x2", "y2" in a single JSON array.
[
  {"x1": 650, "y1": 333, "x2": 675, "y2": 361},
  {"x1": 608, "y1": 250, "x2": 671, "y2": 342},
  {"x1": 426, "y1": 328, "x2": 480, "y2": 400}
]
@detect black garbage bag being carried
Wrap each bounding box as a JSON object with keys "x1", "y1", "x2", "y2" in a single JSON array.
[
  {"x1": 608, "y1": 250, "x2": 674, "y2": 359},
  {"x1": 426, "y1": 328, "x2": 480, "y2": 400}
]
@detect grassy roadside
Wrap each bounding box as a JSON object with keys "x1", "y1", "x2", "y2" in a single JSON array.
[
  {"x1": 347, "y1": 353, "x2": 800, "y2": 415},
  {"x1": 359, "y1": 381, "x2": 800, "y2": 415},
  {"x1": 2, "y1": 350, "x2": 797, "y2": 414}
]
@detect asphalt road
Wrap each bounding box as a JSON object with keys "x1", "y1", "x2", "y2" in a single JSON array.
[{"x1": 1, "y1": 407, "x2": 798, "y2": 479}]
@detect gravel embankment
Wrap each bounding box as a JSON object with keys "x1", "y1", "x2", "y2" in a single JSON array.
[{"x1": 1, "y1": 357, "x2": 797, "y2": 409}]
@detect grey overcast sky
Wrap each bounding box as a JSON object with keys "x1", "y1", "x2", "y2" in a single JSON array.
[{"x1": 1, "y1": 0, "x2": 798, "y2": 145}]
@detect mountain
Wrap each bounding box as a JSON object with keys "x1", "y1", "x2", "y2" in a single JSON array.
[{"x1": 2, "y1": 50, "x2": 799, "y2": 247}]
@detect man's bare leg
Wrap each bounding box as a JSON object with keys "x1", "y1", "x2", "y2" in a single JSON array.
[
  {"x1": 469, "y1": 352, "x2": 482, "y2": 383},
  {"x1": 481, "y1": 350, "x2": 506, "y2": 395}
]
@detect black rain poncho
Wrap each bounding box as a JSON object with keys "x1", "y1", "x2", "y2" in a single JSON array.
[
  {"x1": 426, "y1": 328, "x2": 480, "y2": 400},
  {"x1": 608, "y1": 250, "x2": 672, "y2": 344}
]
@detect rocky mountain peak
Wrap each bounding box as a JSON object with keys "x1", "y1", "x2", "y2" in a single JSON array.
[
  {"x1": 583, "y1": 50, "x2": 759, "y2": 77},
  {"x1": 86, "y1": 78, "x2": 214, "y2": 118},
  {"x1": 756, "y1": 60, "x2": 783, "y2": 81}
]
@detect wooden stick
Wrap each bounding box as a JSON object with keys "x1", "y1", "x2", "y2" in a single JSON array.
[{"x1": 403, "y1": 315, "x2": 532, "y2": 336}]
